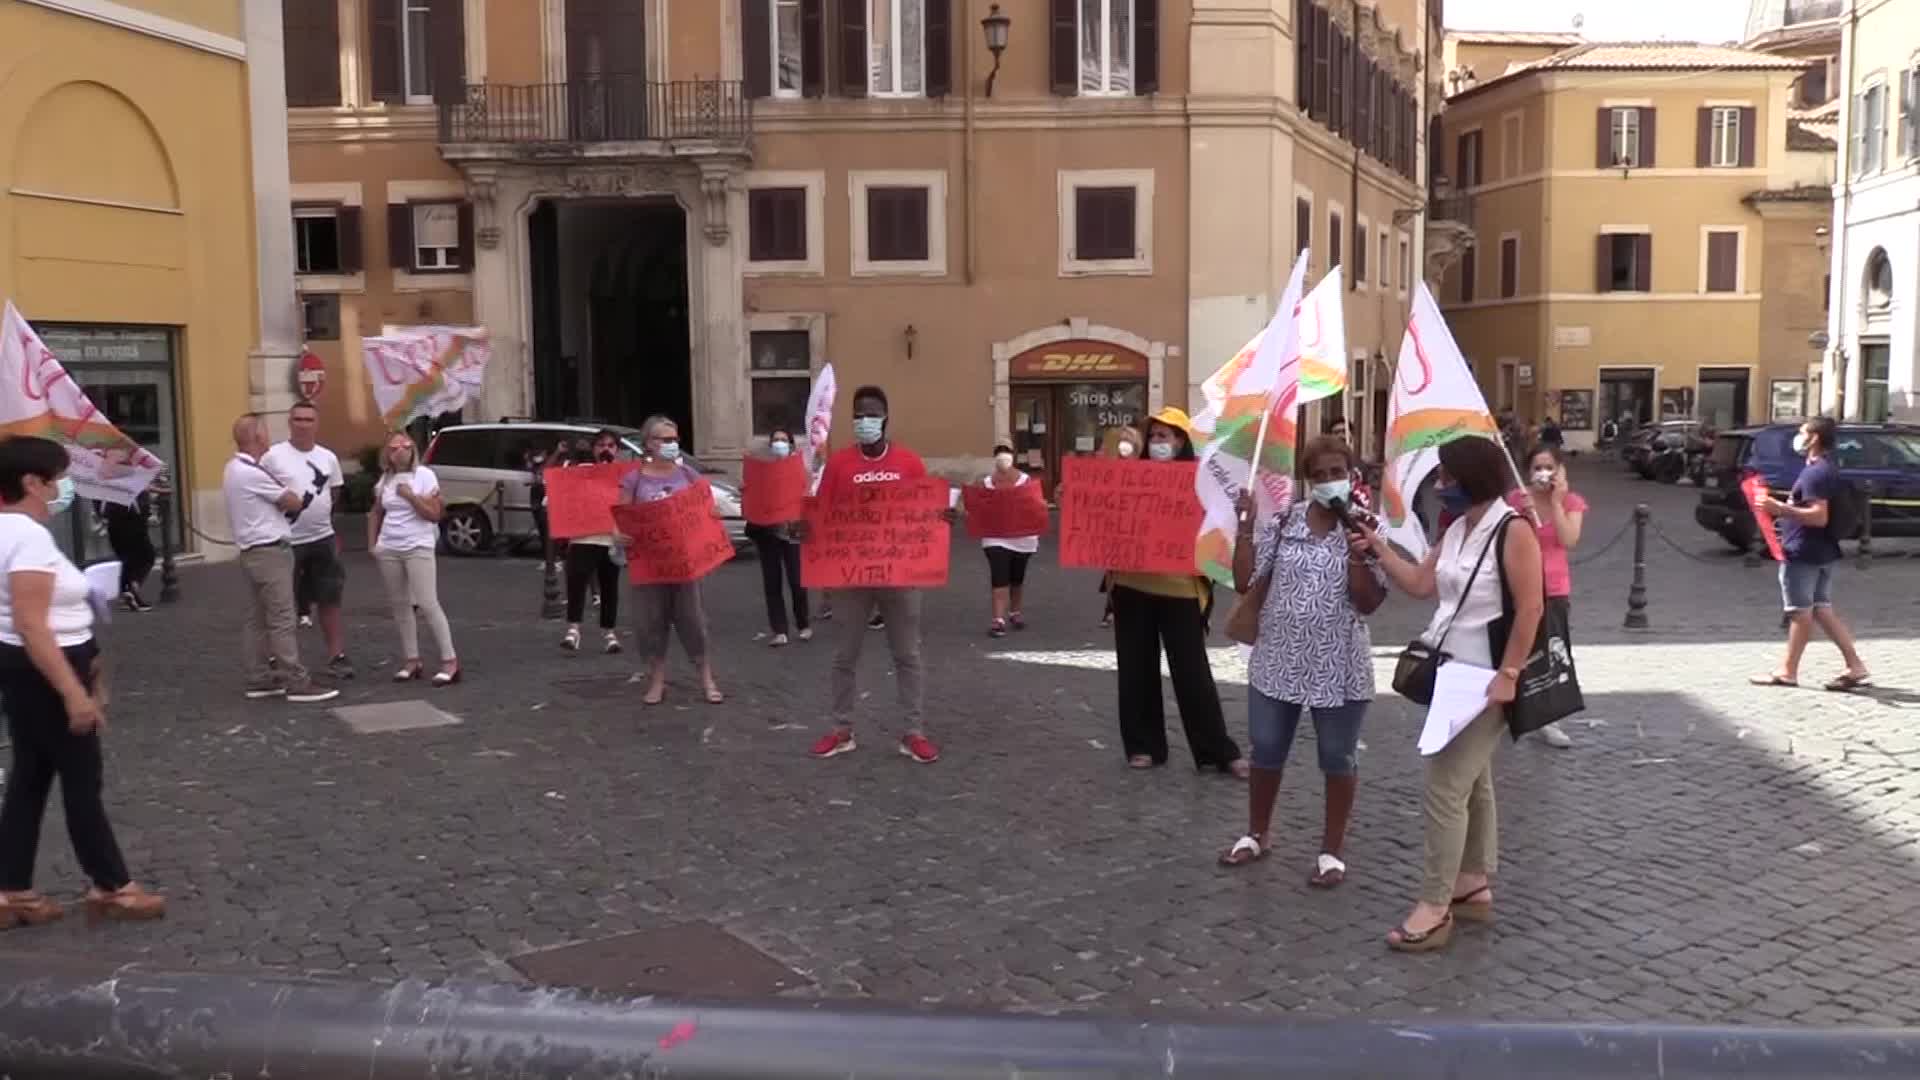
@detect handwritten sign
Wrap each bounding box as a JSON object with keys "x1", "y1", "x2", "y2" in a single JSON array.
[
  {"x1": 611, "y1": 480, "x2": 734, "y2": 584},
  {"x1": 801, "y1": 478, "x2": 951, "y2": 589},
  {"x1": 743, "y1": 455, "x2": 808, "y2": 525},
  {"x1": 545, "y1": 461, "x2": 638, "y2": 539},
  {"x1": 1058, "y1": 457, "x2": 1203, "y2": 575},
  {"x1": 1742, "y1": 473, "x2": 1785, "y2": 562},
  {"x1": 964, "y1": 481, "x2": 1049, "y2": 539}
]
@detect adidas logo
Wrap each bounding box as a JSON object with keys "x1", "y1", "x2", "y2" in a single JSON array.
[{"x1": 852, "y1": 470, "x2": 903, "y2": 483}]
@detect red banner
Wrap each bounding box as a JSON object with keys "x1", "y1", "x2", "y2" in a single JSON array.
[
  {"x1": 1058, "y1": 457, "x2": 1202, "y2": 575},
  {"x1": 611, "y1": 480, "x2": 734, "y2": 584},
  {"x1": 1742, "y1": 473, "x2": 1786, "y2": 562},
  {"x1": 801, "y1": 477, "x2": 951, "y2": 589},
  {"x1": 545, "y1": 461, "x2": 638, "y2": 540},
  {"x1": 743, "y1": 455, "x2": 808, "y2": 525},
  {"x1": 963, "y1": 481, "x2": 1049, "y2": 539}
]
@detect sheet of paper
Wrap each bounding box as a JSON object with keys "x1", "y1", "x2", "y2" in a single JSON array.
[
  {"x1": 1418, "y1": 661, "x2": 1495, "y2": 756},
  {"x1": 84, "y1": 561, "x2": 121, "y2": 624}
]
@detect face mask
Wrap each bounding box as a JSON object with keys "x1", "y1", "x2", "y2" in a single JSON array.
[
  {"x1": 1532, "y1": 468, "x2": 1556, "y2": 487},
  {"x1": 994, "y1": 452, "x2": 1015, "y2": 470},
  {"x1": 1792, "y1": 433, "x2": 1810, "y2": 455},
  {"x1": 597, "y1": 448, "x2": 616, "y2": 463},
  {"x1": 852, "y1": 417, "x2": 886, "y2": 446},
  {"x1": 1310, "y1": 479, "x2": 1352, "y2": 508},
  {"x1": 770, "y1": 440, "x2": 793, "y2": 459},
  {"x1": 1117, "y1": 441, "x2": 1137, "y2": 459},
  {"x1": 1437, "y1": 482, "x2": 1474, "y2": 516},
  {"x1": 46, "y1": 476, "x2": 76, "y2": 515},
  {"x1": 1148, "y1": 442, "x2": 1176, "y2": 462},
  {"x1": 656, "y1": 441, "x2": 681, "y2": 462}
]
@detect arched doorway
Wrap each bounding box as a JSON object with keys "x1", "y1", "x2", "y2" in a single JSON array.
[{"x1": 993, "y1": 321, "x2": 1166, "y2": 498}]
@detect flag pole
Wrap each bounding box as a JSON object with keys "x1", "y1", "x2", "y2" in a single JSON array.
[{"x1": 1245, "y1": 404, "x2": 1275, "y2": 501}]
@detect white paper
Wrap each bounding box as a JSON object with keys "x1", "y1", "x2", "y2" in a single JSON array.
[
  {"x1": 1418, "y1": 661, "x2": 1495, "y2": 756},
  {"x1": 947, "y1": 486, "x2": 960, "y2": 509},
  {"x1": 84, "y1": 561, "x2": 121, "y2": 624}
]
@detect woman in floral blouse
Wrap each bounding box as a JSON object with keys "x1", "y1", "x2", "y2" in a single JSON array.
[{"x1": 1219, "y1": 436, "x2": 1386, "y2": 885}]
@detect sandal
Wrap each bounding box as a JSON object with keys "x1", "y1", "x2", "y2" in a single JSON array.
[
  {"x1": 642, "y1": 686, "x2": 666, "y2": 707},
  {"x1": 1451, "y1": 885, "x2": 1494, "y2": 923},
  {"x1": 704, "y1": 685, "x2": 725, "y2": 705},
  {"x1": 1386, "y1": 912, "x2": 1454, "y2": 953},
  {"x1": 1309, "y1": 853, "x2": 1347, "y2": 888},
  {"x1": 1219, "y1": 835, "x2": 1267, "y2": 867},
  {"x1": 1127, "y1": 755, "x2": 1157, "y2": 769},
  {"x1": 1749, "y1": 673, "x2": 1798, "y2": 688},
  {"x1": 1824, "y1": 671, "x2": 1871, "y2": 692},
  {"x1": 989, "y1": 618, "x2": 1008, "y2": 639},
  {"x1": 84, "y1": 883, "x2": 166, "y2": 924},
  {"x1": 0, "y1": 890, "x2": 65, "y2": 927},
  {"x1": 392, "y1": 661, "x2": 425, "y2": 683}
]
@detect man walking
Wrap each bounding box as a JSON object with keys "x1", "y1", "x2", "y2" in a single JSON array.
[
  {"x1": 1752, "y1": 416, "x2": 1871, "y2": 691},
  {"x1": 264, "y1": 401, "x2": 352, "y2": 678},
  {"x1": 223, "y1": 414, "x2": 339, "y2": 704}
]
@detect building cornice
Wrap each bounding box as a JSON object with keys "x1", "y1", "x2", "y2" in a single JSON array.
[{"x1": 15, "y1": 0, "x2": 245, "y2": 59}]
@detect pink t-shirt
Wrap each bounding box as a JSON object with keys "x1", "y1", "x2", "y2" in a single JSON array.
[{"x1": 1507, "y1": 489, "x2": 1589, "y2": 598}]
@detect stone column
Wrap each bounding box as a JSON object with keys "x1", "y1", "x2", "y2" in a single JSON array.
[
  {"x1": 694, "y1": 161, "x2": 750, "y2": 468},
  {"x1": 242, "y1": 0, "x2": 302, "y2": 439},
  {"x1": 466, "y1": 166, "x2": 529, "y2": 423}
]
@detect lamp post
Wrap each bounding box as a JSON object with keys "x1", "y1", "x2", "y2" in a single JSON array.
[{"x1": 982, "y1": 4, "x2": 1010, "y2": 98}]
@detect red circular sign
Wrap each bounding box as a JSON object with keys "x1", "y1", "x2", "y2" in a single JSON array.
[{"x1": 296, "y1": 349, "x2": 326, "y2": 402}]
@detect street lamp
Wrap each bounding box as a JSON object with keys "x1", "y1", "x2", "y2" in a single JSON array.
[{"x1": 982, "y1": 4, "x2": 1011, "y2": 98}]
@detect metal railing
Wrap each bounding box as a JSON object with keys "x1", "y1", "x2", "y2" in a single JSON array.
[
  {"x1": 1428, "y1": 188, "x2": 1475, "y2": 228},
  {"x1": 438, "y1": 77, "x2": 752, "y2": 146}
]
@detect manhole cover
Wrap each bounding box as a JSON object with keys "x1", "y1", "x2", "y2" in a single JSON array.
[
  {"x1": 510, "y1": 922, "x2": 807, "y2": 998},
  {"x1": 333, "y1": 700, "x2": 463, "y2": 734},
  {"x1": 553, "y1": 675, "x2": 636, "y2": 700}
]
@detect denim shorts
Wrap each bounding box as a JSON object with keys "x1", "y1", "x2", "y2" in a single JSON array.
[
  {"x1": 1247, "y1": 691, "x2": 1367, "y2": 775},
  {"x1": 1779, "y1": 561, "x2": 1835, "y2": 612}
]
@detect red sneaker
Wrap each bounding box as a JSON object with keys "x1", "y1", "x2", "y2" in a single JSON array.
[
  {"x1": 899, "y1": 733, "x2": 941, "y2": 764},
  {"x1": 810, "y1": 730, "x2": 857, "y2": 759}
]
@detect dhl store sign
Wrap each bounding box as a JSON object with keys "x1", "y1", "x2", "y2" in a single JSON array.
[
  {"x1": 1009, "y1": 340, "x2": 1151, "y2": 381},
  {"x1": 1006, "y1": 338, "x2": 1155, "y2": 495}
]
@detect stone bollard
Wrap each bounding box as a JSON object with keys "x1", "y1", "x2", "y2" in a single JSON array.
[
  {"x1": 156, "y1": 489, "x2": 180, "y2": 603},
  {"x1": 1624, "y1": 504, "x2": 1650, "y2": 629},
  {"x1": 541, "y1": 537, "x2": 565, "y2": 620},
  {"x1": 1857, "y1": 480, "x2": 1874, "y2": 569}
]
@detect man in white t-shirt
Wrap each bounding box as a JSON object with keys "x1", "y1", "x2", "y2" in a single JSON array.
[
  {"x1": 263, "y1": 401, "x2": 351, "y2": 679},
  {"x1": 222, "y1": 413, "x2": 338, "y2": 704}
]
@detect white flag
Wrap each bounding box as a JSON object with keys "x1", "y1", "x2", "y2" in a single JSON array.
[
  {"x1": 0, "y1": 302, "x2": 165, "y2": 505},
  {"x1": 362, "y1": 326, "x2": 490, "y2": 428},
  {"x1": 1379, "y1": 283, "x2": 1502, "y2": 559}
]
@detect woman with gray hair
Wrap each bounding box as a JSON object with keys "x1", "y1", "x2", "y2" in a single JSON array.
[{"x1": 618, "y1": 415, "x2": 723, "y2": 706}]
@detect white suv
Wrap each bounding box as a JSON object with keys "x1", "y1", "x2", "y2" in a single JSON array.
[{"x1": 422, "y1": 421, "x2": 746, "y2": 556}]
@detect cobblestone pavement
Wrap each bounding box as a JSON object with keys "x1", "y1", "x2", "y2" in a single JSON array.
[{"x1": 3, "y1": 458, "x2": 1919, "y2": 1026}]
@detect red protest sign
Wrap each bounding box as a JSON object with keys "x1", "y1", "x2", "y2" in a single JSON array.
[
  {"x1": 743, "y1": 455, "x2": 808, "y2": 525},
  {"x1": 1058, "y1": 456, "x2": 1202, "y2": 575},
  {"x1": 964, "y1": 480, "x2": 1049, "y2": 539},
  {"x1": 611, "y1": 479, "x2": 734, "y2": 584},
  {"x1": 1742, "y1": 473, "x2": 1786, "y2": 562},
  {"x1": 545, "y1": 461, "x2": 638, "y2": 539},
  {"x1": 801, "y1": 477, "x2": 951, "y2": 589}
]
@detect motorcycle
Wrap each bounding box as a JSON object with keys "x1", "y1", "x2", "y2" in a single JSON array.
[{"x1": 1650, "y1": 429, "x2": 1713, "y2": 485}]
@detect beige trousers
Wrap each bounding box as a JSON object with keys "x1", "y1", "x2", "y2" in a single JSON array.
[
  {"x1": 1420, "y1": 704, "x2": 1506, "y2": 904},
  {"x1": 374, "y1": 548, "x2": 456, "y2": 662}
]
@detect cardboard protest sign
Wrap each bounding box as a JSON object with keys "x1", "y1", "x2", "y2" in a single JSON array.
[
  {"x1": 611, "y1": 479, "x2": 734, "y2": 584},
  {"x1": 544, "y1": 461, "x2": 638, "y2": 539},
  {"x1": 743, "y1": 455, "x2": 808, "y2": 525},
  {"x1": 1058, "y1": 457, "x2": 1203, "y2": 575},
  {"x1": 1742, "y1": 473, "x2": 1786, "y2": 562},
  {"x1": 963, "y1": 481, "x2": 1049, "y2": 539},
  {"x1": 801, "y1": 477, "x2": 951, "y2": 589}
]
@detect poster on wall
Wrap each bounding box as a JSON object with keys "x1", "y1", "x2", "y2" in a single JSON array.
[
  {"x1": 1770, "y1": 380, "x2": 1807, "y2": 422},
  {"x1": 1555, "y1": 389, "x2": 1594, "y2": 431}
]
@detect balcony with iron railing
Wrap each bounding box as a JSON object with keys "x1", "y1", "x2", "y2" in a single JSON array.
[
  {"x1": 437, "y1": 77, "x2": 751, "y2": 158},
  {"x1": 1427, "y1": 184, "x2": 1475, "y2": 230}
]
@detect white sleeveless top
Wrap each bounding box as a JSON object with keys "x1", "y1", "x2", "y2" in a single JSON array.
[{"x1": 1421, "y1": 505, "x2": 1515, "y2": 669}]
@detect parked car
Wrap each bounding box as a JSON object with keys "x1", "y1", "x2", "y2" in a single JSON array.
[
  {"x1": 1623, "y1": 421, "x2": 1707, "y2": 481},
  {"x1": 423, "y1": 421, "x2": 748, "y2": 556},
  {"x1": 1693, "y1": 422, "x2": 1920, "y2": 551}
]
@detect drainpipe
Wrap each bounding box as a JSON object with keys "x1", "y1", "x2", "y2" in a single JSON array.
[
  {"x1": 1349, "y1": 0, "x2": 1361, "y2": 297},
  {"x1": 1828, "y1": 0, "x2": 1859, "y2": 418},
  {"x1": 963, "y1": 0, "x2": 978, "y2": 285}
]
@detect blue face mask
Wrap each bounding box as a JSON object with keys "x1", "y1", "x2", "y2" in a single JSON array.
[
  {"x1": 1436, "y1": 482, "x2": 1474, "y2": 516},
  {"x1": 1311, "y1": 478, "x2": 1352, "y2": 508},
  {"x1": 1148, "y1": 442, "x2": 1176, "y2": 462},
  {"x1": 46, "y1": 476, "x2": 76, "y2": 515},
  {"x1": 852, "y1": 416, "x2": 886, "y2": 446},
  {"x1": 656, "y1": 441, "x2": 681, "y2": 462},
  {"x1": 770, "y1": 440, "x2": 793, "y2": 459}
]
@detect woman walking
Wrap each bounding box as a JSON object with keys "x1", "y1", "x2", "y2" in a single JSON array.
[
  {"x1": 978, "y1": 442, "x2": 1039, "y2": 637},
  {"x1": 747, "y1": 427, "x2": 809, "y2": 646},
  {"x1": 619, "y1": 415, "x2": 723, "y2": 706},
  {"x1": 0, "y1": 436, "x2": 165, "y2": 928},
  {"x1": 1509, "y1": 445, "x2": 1585, "y2": 748},
  {"x1": 1111, "y1": 408, "x2": 1246, "y2": 776},
  {"x1": 1219, "y1": 436, "x2": 1386, "y2": 884},
  {"x1": 1362, "y1": 436, "x2": 1544, "y2": 953},
  {"x1": 369, "y1": 432, "x2": 460, "y2": 685},
  {"x1": 559, "y1": 430, "x2": 624, "y2": 654}
]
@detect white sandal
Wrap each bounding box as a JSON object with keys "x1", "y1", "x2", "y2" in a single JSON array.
[
  {"x1": 1310, "y1": 853, "x2": 1348, "y2": 888},
  {"x1": 1219, "y1": 835, "x2": 1266, "y2": 867}
]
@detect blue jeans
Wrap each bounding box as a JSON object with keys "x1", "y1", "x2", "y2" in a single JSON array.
[
  {"x1": 1247, "y1": 691, "x2": 1367, "y2": 775},
  {"x1": 1779, "y1": 561, "x2": 1835, "y2": 612}
]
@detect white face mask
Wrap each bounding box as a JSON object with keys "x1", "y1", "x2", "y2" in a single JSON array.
[
  {"x1": 994, "y1": 452, "x2": 1015, "y2": 470},
  {"x1": 1148, "y1": 442, "x2": 1176, "y2": 462},
  {"x1": 1532, "y1": 468, "x2": 1556, "y2": 487},
  {"x1": 1116, "y1": 441, "x2": 1137, "y2": 459},
  {"x1": 770, "y1": 440, "x2": 793, "y2": 459},
  {"x1": 1792, "y1": 432, "x2": 1811, "y2": 455}
]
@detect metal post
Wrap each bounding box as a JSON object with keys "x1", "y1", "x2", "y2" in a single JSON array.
[
  {"x1": 1856, "y1": 479, "x2": 1874, "y2": 568},
  {"x1": 1624, "y1": 504, "x2": 1649, "y2": 629},
  {"x1": 156, "y1": 489, "x2": 180, "y2": 603}
]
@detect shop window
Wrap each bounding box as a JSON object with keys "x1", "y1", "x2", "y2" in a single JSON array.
[
  {"x1": 750, "y1": 329, "x2": 813, "y2": 433},
  {"x1": 302, "y1": 295, "x2": 342, "y2": 341}
]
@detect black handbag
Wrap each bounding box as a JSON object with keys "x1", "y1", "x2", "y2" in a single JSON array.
[
  {"x1": 1494, "y1": 539, "x2": 1586, "y2": 739},
  {"x1": 1391, "y1": 515, "x2": 1508, "y2": 706}
]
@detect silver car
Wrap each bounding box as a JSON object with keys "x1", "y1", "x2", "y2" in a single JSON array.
[{"x1": 421, "y1": 422, "x2": 747, "y2": 556}]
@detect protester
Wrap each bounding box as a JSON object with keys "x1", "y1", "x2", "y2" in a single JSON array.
[
  {"x1": 1220, "y1": 436, "x2": 1385, "y2": 882},
  {"x1": 746, "y1": 427, "x2": 809, "y2": 647},
  {"x1": 1098, "y1": 424, "x2": 1143, "y2": 629},
  {"x1": 264, "y1": 400, "x2": 351, "y2": 678},
  {"x1": 558, "y1": 430, "x2": 624, "y2": 654},
  {"x1": 619, "y1": 415, "x2": 723, "y2": 706},
  {"x1": 1751, "y1": 416, "x2": 1871, "y2": 691},
  {"x1": 976, "y1": 442, "x2": 1039, "y2": 638},
  {"x1": 223, "y1": 415, "x2": 339, "y2": 704},
  {"x1": 1326, "y1": 418, "x2": 1374, "y2": 510},
  {"x1": 369, "y1": 432, "x2": 459, "y2": 686},
  {"x1": 1111, "y1": 407, "x2": 1246, "y2": 776},
  {"x1": 98, "y1": 486, "x2": 156, "y2": 613},
  {"x1": 1363, "y1": 436, "x2": 1543, "y2": 953},
  {"x1": 801, "y1": 385, "x2": 943, "y2": 764},
  {"x1": 1508, "y1": 446, "x2": 1585, "y2": 748}
]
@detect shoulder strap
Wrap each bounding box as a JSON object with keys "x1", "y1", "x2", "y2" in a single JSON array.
[{"x1": 1433, "y1": 510, "x2": 1511, "y2": 651}]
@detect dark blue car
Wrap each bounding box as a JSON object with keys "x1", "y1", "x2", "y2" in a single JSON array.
[{"x1": 1695, "y1": 422, "x2": 1920, "y2": 551}]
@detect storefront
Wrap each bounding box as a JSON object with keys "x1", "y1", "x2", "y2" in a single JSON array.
[{"x1": 1007, "y1": 340, "x2": 1150, "y2": 498}]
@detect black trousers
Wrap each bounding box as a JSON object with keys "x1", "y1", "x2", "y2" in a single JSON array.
[
  {"x1": 106, "y1": 515, "x2": 155, "y2": 595},
  {"x1": 1110, "y1": 585, "x2": 1241, "y2": 769},
  {"x1": 0, "y1": 640, "x2": 131, "y2": 892},
  {"x1": 750, "y1": 527, "x2": 808, "y2": 635},
  {"x1": 564, "y1": 543, "x2": 620, "y2": 628}
]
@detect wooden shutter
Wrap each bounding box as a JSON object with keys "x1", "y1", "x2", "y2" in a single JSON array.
[
  {"x1": 868, "y1": 187, "x2": 929, "y2": 261},
  {"x1": 1311, "y1": 7, "x2": 1329, "y2": 119},
  {"x1": 925, "y1": 0, "x2": 952, "y2": 97},
  {"x1": 428, "y1": 0, "x2": 466, "y2": 106},
  {"x1": 1329, "y1": 29, "x2": 1345, "y2": 135},
  {"x1": 749, "y1": 188, "x2": 808, "y2": 261},
  {"x1": 1638, "y1": 107, "x2": 1656, "y2": 167},
  {"x1": 1352, "y1": 219, "x2": 1365, "y2": 282},
  {"x1": 456, "y1": 203, "x2": 475, "y2": 270},
  {"x1": 1696, "y1": 107, "x2": 1713, "y2": 166},
  {"x1": 743, "y1": 0, "x2": 772, "y2": 98},
  {"x1": 1707, "y1": 232, "x2": 1738, "y2": 292},
  {"x1": 1455, "y1": 132, "x2": 1470, "y2": 185},
  {"x1": 1295, "y1": 0, "x2": 1311, "y2": 110},
  {"x1": 1459, "y1": 246, "x2": 1475, "y2": 303},
  {"x1": 369, "y1": 0, "x2": 403, "y2": 103},
  {"x1": 1596, "y1": 234, "x2": 1612, "y2": 293},
  {"x1": 336, "y1": 206, "x2": 363, "y2": 273},
  {"x1": 1329, "y1": 212, "x2": 1342, "y2": 268},
  {"x1": 1633, "y1": 234, "x2": 1652, "y2": 291},
  {"x1": 388, "y1": 204, "x2": 415, "y2": 272},
  {"x1": 1135, "y1": 0, "x2": 1159, "y2": 95},
  {"x1": 838, "y1": 0, "x2": 868, "y2": 98},
  {"x1": 1500, "y1": 236, "x2": 1517, "y2": 297},
  {"x1": 801, "y1": 0, "x2": 825, "y2": 97},
  {"x1": 1050, "y1": 0, "x2": 1077, "y2": 95},
  {"x1": 282, "y1": 0, "x2": 342, "y2": 107},
  {"x1": 1355, "y1": 58, "x2": 1372, "y2": 154},
  {"x1": 1296, "y1": 197, "x2": 1312, "y2": 261},
  {"x1": 1737, "y1": 106, "x2": 1756, "y2": 167},
  {"x1": 1596, "y1": 107, "x2": 1612, "y2": 166},
  {"x1": 1075, "y1": 188, "x2": 1135, "y2": 260}
]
